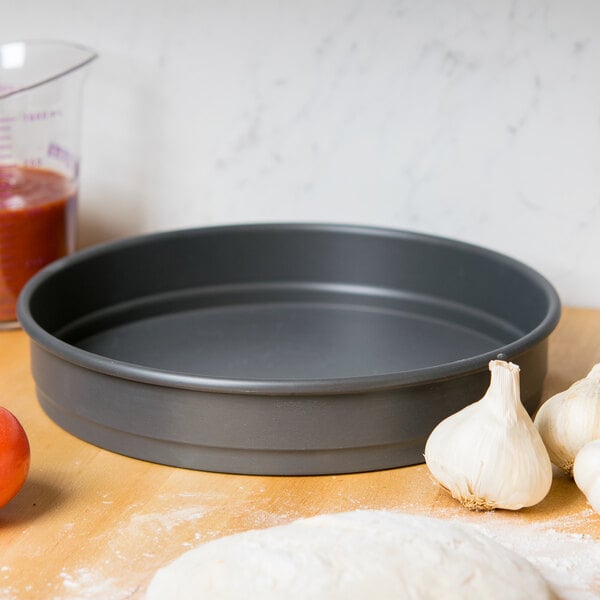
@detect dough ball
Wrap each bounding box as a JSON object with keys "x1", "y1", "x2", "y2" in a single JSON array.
[{"x1": 146, "y1": 510, "x2": 552, "y2": 599}]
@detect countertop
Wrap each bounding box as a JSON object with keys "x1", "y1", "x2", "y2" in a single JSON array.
[{"x1": 1, "y1": 307, "x2": 599, "y2": 599}]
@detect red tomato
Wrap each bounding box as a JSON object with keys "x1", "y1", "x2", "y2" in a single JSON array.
[{"x1": 0, "y1": 407, "x2": 30, "y2": 508}]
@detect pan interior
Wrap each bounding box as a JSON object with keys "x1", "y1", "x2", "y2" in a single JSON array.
[{"x1": 68, "y1": 285, "x2": 521, "y2": 381}]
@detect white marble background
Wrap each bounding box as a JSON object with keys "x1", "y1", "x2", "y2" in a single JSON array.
[{"x1": 3, "y1": 0, "x2": 600, "y2": 308}]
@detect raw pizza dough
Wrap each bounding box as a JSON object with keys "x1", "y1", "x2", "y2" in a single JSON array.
[{"x1": 145, "y1": 510, "x2": 553, "y2": 599}]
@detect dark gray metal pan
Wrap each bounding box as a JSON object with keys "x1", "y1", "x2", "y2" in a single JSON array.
[{"x1": 17, "y1": 223, "x2": 560, "y2": 475}]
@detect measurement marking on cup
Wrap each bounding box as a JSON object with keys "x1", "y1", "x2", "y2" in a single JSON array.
[
  {"x1": 0, "y1": 147, "x2": 13, "y2": 161},
  {"x1": 0, "y1": 138, "x2": 13, "y2": 160},
  {"x1": 0, "y1": 122, "x2": 14, "y2": 154},
  {"x1": 23, "y1": 158, "x2": 42, "y2": 168},
  {"x1": 47, "y1": 143, "x2": 76, "y2": 171},
  {"x1": 23, "y1": 110, "x2": 63, "y2": 121}
]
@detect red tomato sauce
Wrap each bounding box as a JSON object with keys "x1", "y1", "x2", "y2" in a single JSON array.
[{"x1": 0, "y1": 165, "x2": 76, "y2": 322}]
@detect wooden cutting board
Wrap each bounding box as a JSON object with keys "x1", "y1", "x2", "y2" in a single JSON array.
[{"x1": 0, "y1": 306, "x2": 599, "y2": 599}]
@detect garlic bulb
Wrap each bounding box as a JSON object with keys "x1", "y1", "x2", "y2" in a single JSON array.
[
  {"x1": 573, "y1": 439, "x2": 600, "y2": 514},
  {"x1": 534, "y1": 363, "x2": 600, "y2": 476},
  {"x1": 424, "y1": 360, "x2": 552, "y2": 511}
]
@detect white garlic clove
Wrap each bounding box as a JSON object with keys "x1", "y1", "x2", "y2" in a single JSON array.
[
  {"x1": 424, "y1": 360, "x2": 553, "y2": 511},
  {"x1": 534, "y1": 362, "x2": 600, "y2": 476},
  {"x1": 573, "y1": 439, "x2": 600, "y2": 514}
]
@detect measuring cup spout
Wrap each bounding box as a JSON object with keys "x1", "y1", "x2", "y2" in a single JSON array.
[{"x1": 0, "y1": 40, "x2": 97, "y2": 99}]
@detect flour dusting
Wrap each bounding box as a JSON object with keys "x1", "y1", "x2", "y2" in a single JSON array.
[
  {"x1": 59, "y1": 569, "x2": 135, "y2": 599},
  {"x1": 399, "y1": 504, "x2": 600, "y2": 600},
  {"x1": 6, "y1": 486, "x2": 597, "y2": 600},
  {"x1": 462, "y1": 514, "x2": 600, "y2": 600},
  {"x1": 49, "y1": 504, "x2": 600, "y2": 599}
]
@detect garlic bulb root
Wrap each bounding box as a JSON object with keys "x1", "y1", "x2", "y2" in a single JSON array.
[
  {"x1": 435, "y1": 476, "x2": 497, "y2": 512},
  {"x1": 424, "y1": 360, "x2": 553, "y2": 511},
  {"x1": 534, "y1": 362, "x2": 600, "y2": 476},
  {"x1": 573, "y1": 439, "x2": 600, "y2": 514}
]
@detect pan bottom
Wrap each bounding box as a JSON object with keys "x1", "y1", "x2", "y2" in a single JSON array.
[{"x1": 70, "y1": 285, "x2": 520, "y2": 382}]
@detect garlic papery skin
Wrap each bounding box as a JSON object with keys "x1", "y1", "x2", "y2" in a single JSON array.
[
  {"x1": 534, "y1": 362, "x2": 600, "y2": 476},
  {"x1": 573, "y1": 439, "x2": 600, "y2": 515},
  {"x1": 424, "y1": 360, "x2": 553, "y2": 511}
]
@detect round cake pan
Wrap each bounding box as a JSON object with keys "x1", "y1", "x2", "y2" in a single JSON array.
[{"x1": 17, "y1": 223, "x2": 561, "y2": 475}]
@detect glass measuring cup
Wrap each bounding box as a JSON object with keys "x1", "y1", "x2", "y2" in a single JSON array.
[{"x1": 0, "y1": 40, "x2": 96, "y2": 328}]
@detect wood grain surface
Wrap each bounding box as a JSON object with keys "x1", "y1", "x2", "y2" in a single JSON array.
[{"x1": 0, "y1": 306, "x2": 599, "y2": 599}]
